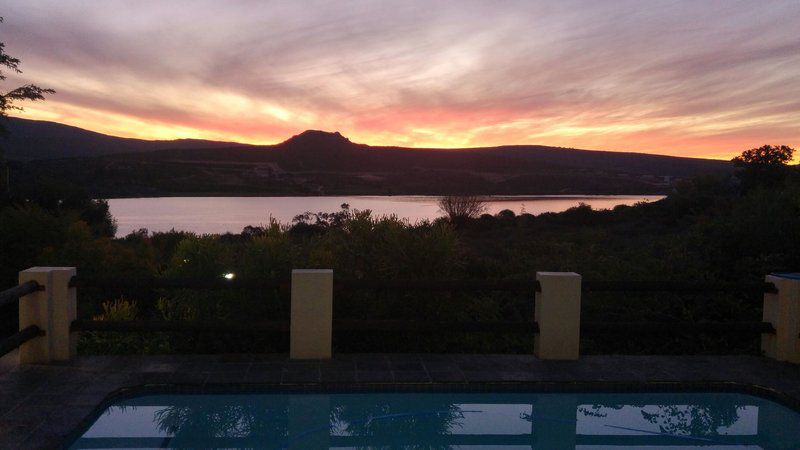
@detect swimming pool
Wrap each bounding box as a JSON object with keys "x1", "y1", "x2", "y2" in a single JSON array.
[{"x1": 68, "y1": 390, "x2": 800, "y2": 449}]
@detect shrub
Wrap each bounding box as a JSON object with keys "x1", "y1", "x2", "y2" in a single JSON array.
[
  {"x1": 93, "y1": 297, "x2": 137, "y2": 321},
  {"x1": 437, "y1": 195, "x2": 487, "y2": 221}
]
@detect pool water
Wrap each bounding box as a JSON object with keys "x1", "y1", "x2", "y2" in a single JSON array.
[{"x1": 68, "y1": 391, "x2": 800, "y2": 449}]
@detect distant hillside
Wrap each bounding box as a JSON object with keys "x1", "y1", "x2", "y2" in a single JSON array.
[
  {"x1": 0, "y1": 117, "x2": 246, "y2": 160},
  {"x1": 5, "y1": 120, "x2": 732, "y2": 196}
]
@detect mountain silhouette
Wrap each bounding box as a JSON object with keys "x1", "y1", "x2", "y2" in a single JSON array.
[
  {"x1": 276, "y1": 129, "x2": 361, "y2": 167},
  {"x1": 1, "y1": 117, "x2": 247, "y2": 160},
  {"x1": 282, "y1": 129, "x2": 351, "y2": 147},
  {"x1": 4, "y1": 117, "x2": 731, "y2": 196}
]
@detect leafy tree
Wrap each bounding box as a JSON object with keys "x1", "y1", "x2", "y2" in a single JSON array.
[
  {"x1": 732, "y1": 145, "x2": 796, "y2": 189},
  {"x1": 0, "y1": 17, "x2": 54, "y2": 136},
  {"x1": 1, "y1": 16, "x2": 54, "y2": 201},
  {"x1": 732, "y1": 145, "x2": 794, "y2": 167}
]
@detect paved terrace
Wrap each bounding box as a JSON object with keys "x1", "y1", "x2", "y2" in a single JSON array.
[{"x1": 1, "y1": 353, "x2": 800, "y2": 449}]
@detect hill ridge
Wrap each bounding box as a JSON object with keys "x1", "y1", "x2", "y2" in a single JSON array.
[
  {"x1": 2, "y1": 117, "x2": 726, "y2": 164},
  {"x1": 4, "y1": 117, "x2": 731, "y2": 197},
  {"x1": 1, "y1": 117, "x2": 248, "y2": 160}
]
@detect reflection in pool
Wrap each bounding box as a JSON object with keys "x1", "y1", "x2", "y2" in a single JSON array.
[{"x1": 68, "y1": 391, "x2": 800, "y2": 449}]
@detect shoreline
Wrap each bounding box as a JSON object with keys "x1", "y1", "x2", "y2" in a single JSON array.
[
  {"x1": 100, "y1": 193, "x2": 668, "y2": 200},
  {"x1": 106, "y1": 195, "x2": 666, "y2": 237}
]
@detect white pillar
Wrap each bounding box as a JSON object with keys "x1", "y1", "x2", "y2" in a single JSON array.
[
  {"x1": 762, "y1": 273, "x2": 800, "y2": 363},
  {"x1": 290, "y1": 269, "x2": 333, "y2": 359},
  {"x1": 18, "y1": 267, "x2": 77, "y2": 364},
  {"x1": 535, "y1": 272, "x2": 582, "y2": 360}
]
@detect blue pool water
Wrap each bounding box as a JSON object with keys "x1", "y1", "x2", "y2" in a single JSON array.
[{"x1": 68, "y1": 390, "x2": 800, "y2": 449}]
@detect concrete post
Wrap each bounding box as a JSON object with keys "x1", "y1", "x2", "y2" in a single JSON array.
[
  {"x1": 535, "y1": 272, "x2": 582, "y2": 360},
  {"x1": 18, "y1": 267, "x2": 77, "y2": 364},
  {"x1": 762, "y1": 273, "x2": 800, "y2": 363},
  {"x1": 290, "y1": 269, "x2": 333, "y2": 359}
]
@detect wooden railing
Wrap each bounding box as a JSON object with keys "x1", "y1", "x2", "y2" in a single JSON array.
[{"x1": 0, "y1": 280, "x2": 44, "y2": 358}]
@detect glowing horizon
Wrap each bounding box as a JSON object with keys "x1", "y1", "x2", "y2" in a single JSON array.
[
  {"x1": 3, "y1": 1, "x2": 799, "y2": 161},
  {"x1": 7, "y1": 106, "x2": 765, "y2": 161}
]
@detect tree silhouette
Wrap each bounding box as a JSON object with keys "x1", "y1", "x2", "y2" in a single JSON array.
[
  {"x1": 154, "y1": 402, "x2": 291, "y2": 445},
  {"x1": 732, "y1": 145, "x2": 795, "y2": 168},
  {"x1": 577, "y1": 402, "x2": 745, "y2": 437},
  {"x1": 437, "y1": 195, "x2": 487, "y2": 222},
  {"x1": 148, "y1": 395, "x2": 465, "y2": 449},
  {"x1": 0, "y1": 17, "x2": 54, "y2": 136},
  {"x1": 1, "y1": 16, "x2": 54, "y2": 198},
  {"x1": 731, "y1": 145, "x2": 796, "y2": 190},
  {"x1": 330, "y1": 398, "x2": 464, "y2": 450}
]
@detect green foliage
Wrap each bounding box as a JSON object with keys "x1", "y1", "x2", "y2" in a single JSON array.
[
  {"x1": 0, "y1": 204, "x2": 69, "y2": 284},
  {"x1": 81, "y1": 297, "x2": 146, "y2": 355},
  {"x1": 241, "y1": 220, "x2": 292, "y2": 279},
  {"x1": 3, "y1": 147, "x2": 800, "y2": 354},
  {"x1": 166, "y1": 236, "x2": 231, "y2": 279},
  {"x1": 94, "y1": 298, "x2": 138, "y2": 321},
  {"x1": 157, "y1": 297, "x2": 197, "y2": 321},
  {"x1": 303, "y1": 208, "x2": 460, "y2": 279}
]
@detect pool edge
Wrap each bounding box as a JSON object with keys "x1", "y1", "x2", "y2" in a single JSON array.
[{"x1": 60, "y1": 379, "x2": 800, "y2": 449}]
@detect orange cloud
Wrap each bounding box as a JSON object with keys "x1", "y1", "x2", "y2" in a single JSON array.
[{"x1": 3, "y1": 1, "x2": 798, "y2": 161}]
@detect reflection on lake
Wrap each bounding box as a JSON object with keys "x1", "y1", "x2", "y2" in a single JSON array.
[
  {"x1": 69, "y1": 391, "x2": 800, "y2": 449},
  {"x1": 108, "y1": 195, "x2": 663, "y2": 237}
]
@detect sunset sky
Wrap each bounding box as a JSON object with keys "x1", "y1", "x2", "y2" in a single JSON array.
[{"x1": 3, "y1": 0, "x2": 799, "y2": 159}]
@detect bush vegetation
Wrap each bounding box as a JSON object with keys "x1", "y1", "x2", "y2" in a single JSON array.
[
  {"x1": 437, "y1": 195, "x2": 487, "y2": 221},
  {"x1": 0, "y1": 146, "x2": 798, "y2": 355}
]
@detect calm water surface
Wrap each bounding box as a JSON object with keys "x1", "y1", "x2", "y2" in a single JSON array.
[
  {"x1": 108, "y1": 195, "x2": 663, "y2": 237},
  {"x1": 69, "y1": 391, "x2": 800, "y2": 449}
]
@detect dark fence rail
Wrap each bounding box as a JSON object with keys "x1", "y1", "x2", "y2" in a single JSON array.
[
  {"x1": 71, "y1": 319, "x2": 289, "y2": 333},
  {"x1": 71, "y1": 319, "x2": 538, "y2": 334},
  {"x1": 68, "y1": 276, "x2": 777, "y2": 295},
  {"x1": 336, "y1": 279, "x2": 776, "y2": 294},
  {"x1": 69, "y1": 276, "x2": 286, "y2": 291},
  {"x1": 581, "y1": 321, "x2": 775, "y2": 335},
  {"x1": 71, "y1": 319, "x2": 774, "y2": 336},
  {"x1": 65, "y1": 277, "x2": 778, "y2": 343},
  {"x1": 336, "y1": 279, "x2": 541, "y2": 292},
  {"x1": 0, "y1": 325, "x2": 43, "y2": 358},
  {"x1": 0, "y1": 280, "x2": 41, "y2": 309},
  {"x1": 334, "y1": 319, "x2": 538, "y2": 333},
  {"x1": 71, "y1": 277, "x2": 539, "y2": 293},
  {"x1": 0, "y1": 281, "x2": 45, "y2": 358},
  {"x1": 582, "y1": 280, "x2": 777, "y2": 294}
]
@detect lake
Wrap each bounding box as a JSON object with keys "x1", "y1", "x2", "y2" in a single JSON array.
[{"x1": 108, "y1": 195, "x2": 664, "y2": 237}]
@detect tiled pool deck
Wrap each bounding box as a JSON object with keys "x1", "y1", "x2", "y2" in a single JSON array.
[{"x1": 1, "y1": 353, "x2": 800, "y2": 449}]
